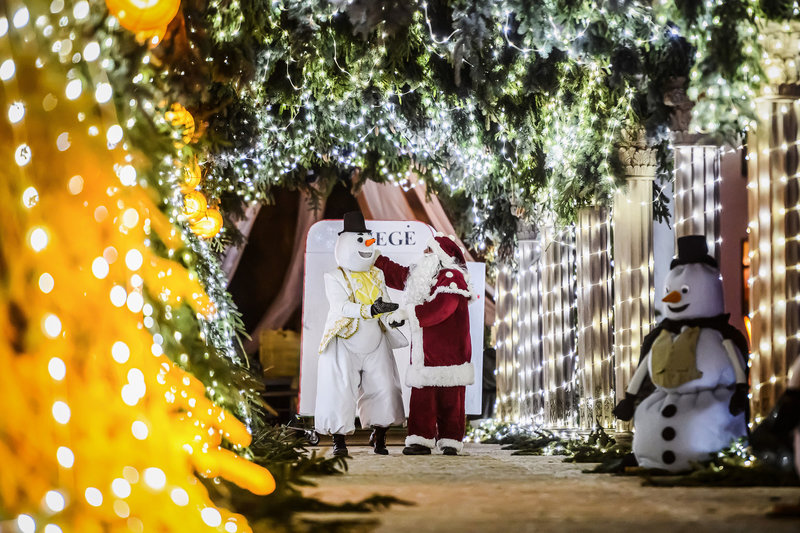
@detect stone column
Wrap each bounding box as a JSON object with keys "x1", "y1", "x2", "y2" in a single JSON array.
[
  {"x1": 613, "y1": 129, "x2": 657, "y2": 432},
  {"x1": 664, "y1": 79, "x2": 721, "y2": 258},
  {"x1": 540, "y1": 225, "x2": 578, "y2": 429},
  {"x1": 747, "y1": 20, "x2": 800, "y2": 425},
  {"x1": 576, "y1": 207, "x2": 615, "y2": 430}
]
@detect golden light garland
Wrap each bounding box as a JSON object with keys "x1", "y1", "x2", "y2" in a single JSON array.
[
  {"x1": 164, "y1": 103, "x2": 196, "y2": 145},
  {"x1": 105, "y1": 0, "x2": 180, "y2": 34},
  {"x1": 190, "y1": 208, "x2": 224, "y2": 240},
  {"x1": 0, "y1": 11, "x2": 271, "y2": 533}
]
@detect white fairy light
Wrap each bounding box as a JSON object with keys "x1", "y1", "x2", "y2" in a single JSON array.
[
  {"x1": 48, "y1": 357, "x2": 66, "y2": 380},
  {"x1": 52, "y1": 401, "x2": 70, "y2": 424},
  {"x1": 8, "y1": 101, "x2": 24, "y2": 123},
  {"x1": 143, "y1": 467, "x2": 166, "y2": 490},
  {"x1": 56, "y1": 446, "x2": 74, "y2": 468},
  {"x1": 44, "y1": 490, "x2": 65, "y2": 512},
  {"x1": 84, "y1": 487, "x2": 103, "y2": 507}
]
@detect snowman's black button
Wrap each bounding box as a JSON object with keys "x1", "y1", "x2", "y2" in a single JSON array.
[
  {"x1": 662, "y1": 427, "x2": 676, "y2": 441},
  {"x1": 661, "y1": 405, "x2": 677, "y2": 417},
  {"x1": 662, "y1": 450, "x2": 676, "y2": 464}
]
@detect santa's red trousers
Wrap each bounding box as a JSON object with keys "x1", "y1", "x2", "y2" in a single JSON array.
[{"x1": 407, "y1": 385, "x2": 466, "y2": 444}]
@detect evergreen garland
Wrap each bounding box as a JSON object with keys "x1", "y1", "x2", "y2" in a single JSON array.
[{"x1": 188, "y1": 0, "x2": 784, "y2": 256}]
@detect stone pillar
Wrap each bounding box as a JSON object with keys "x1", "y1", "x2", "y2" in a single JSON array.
[
  {"x1": 664, "y1": 79, "x2": 721, "y2": 258},
  {"x1": 541, "y1": 226, "x2": 578, "y2": 429},
  {"x1": 613, "y1": 129, "x2": 657, "y2": 431},
  {"x1": 576, "y1": 207, "x2": 615, "y2": 430},
  {"x1": 747, "y1": 20, "x2": 800, "y2": 425}
]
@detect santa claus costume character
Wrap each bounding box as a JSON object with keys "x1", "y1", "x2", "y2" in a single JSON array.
[
  {"x1": 315, "y1": 212, "x2": 407, "y2": 457},
  {"x1": 375, "y1": 233, "x2": 475, "y2": 456}
]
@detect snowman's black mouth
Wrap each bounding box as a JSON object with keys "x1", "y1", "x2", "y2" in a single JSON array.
[
  {"x1": 358, "y1": 251, "x2": 373, "y2": 258},
  {"x1": 668, "y1": 304, "x2": 689, "y2": 312}
]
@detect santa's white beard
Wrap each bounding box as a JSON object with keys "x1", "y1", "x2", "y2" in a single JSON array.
[{"x1": 404, "y1": 253, "x2": 442, "y2": 306}]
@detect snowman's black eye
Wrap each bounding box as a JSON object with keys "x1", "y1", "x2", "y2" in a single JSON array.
[
  {"x1": 357, "y1": 237, "x2": 363, "y2": 243},
  {"x1": 681, "y1": 285, "x2": 689, "y2": 294}
]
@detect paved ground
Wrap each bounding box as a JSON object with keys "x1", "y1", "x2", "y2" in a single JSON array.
[{"x1": 298, "y1": 443, "x2": 800, "y2": 533}]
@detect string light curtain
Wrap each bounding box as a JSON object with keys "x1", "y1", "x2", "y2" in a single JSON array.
[
  {"x1": 576, "y1": 208, "x2": 615, "y2": 430},
  {"x1": 517, "y1": 231, "x2": 546, "y2": 425},
  {"x1": 612, "y1": 129, "x2": 658, "y2": 432},
  {"x1": 494, "y1": 225, "x2": 546, "y2": 425},
  {"x1": 494, "y1": 262, "x2": 520, "y2": 422},
  {"x1": 541, "y1": 227, "x2": 579, "y2": 429},
  {"x1": 746, "y1": 20, "x2": 800, "y2": 426},
  {"x1": 672, "y1": 137, "x2": 721, "y2": 259}
]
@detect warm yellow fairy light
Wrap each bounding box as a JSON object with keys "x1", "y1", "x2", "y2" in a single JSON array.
[
  {"x1": 39, "y1": 272, "x2": 55, "y2": 293},
  {"x1": 170, "y1": 487, "x2": 189, "y2": 506},
  {"x1": 67, "y1": 175, "x2": 84, "y2": 194},
  {"x1": 29, "y1": 226, "x2": 48, "y2": 251},
  {"x1": 182, "y1": 190, "x2": 207, "y2": 222},
  {"x1": 1, "y1": 46, "x2": 271, "y2": 520}
]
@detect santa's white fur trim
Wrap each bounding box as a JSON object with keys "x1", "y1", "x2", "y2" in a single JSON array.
[
  {"x1": 429, "y1": 284, "x2": 475, "y2": 302},
  {"x1": 405, "y1": 362, "x2": 475, "y2": 388},
  {"x1": 428, "y1": 236, "x2": 459, "y2": 269},
  {"x1": 404, "y1": 253, "x2": 441, "y2": 307},
  {"x1": 405, "y1": 306, "x2": 476, "y2": 388},
  {"x1": 405, "y1": 435, "x2": 436, "y2": 449},
  {"x1": 436, "y1": 438, "x2": 464, "y2": 453}
]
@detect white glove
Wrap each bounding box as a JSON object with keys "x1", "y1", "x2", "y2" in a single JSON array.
[{"x1": 388, "y1": 308, "x2": 408, "y2": 326}]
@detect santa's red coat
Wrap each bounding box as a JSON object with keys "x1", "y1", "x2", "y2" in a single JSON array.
[{"x1": 376, "y1": 255, "x2": 474, "y2": 388}]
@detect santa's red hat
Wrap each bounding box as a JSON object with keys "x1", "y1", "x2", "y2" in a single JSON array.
[{"x1": 428, "y1": 233, "x2": 467, "y2": 268}]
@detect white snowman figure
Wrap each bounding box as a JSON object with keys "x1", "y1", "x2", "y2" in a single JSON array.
[
  {"x1": 315, "y1": 211, "x2": 407, "y2": 457},
  {"x1": 613, "y1": 235, "x2": 750, "y2": 472}
]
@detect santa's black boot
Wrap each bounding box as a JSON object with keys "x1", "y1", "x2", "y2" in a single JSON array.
[
  {"x1": 332, "y1": 434, "x2": 349, "y2": 457},
  {"x1": 402, "y1": 444, "x2": 432, "y2": 455},
  {"x1": 369, "y1": 427, "x2": 389, "y2": 455}
]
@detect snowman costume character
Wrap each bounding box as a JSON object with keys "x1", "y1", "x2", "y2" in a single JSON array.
[
  {"x1": 613, "y1": 235, "x2": 749, "y2": 472},
  {"x1": 375, "y1": 233, "x2": 475, "y2": 456},
  {"x1": 315, "y1": 212, "x2": 406, "y2": 456}
]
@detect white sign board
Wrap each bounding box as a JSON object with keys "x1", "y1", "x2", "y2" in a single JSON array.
[{"x1": 300, "y1": 219, "x2": 485, "y2": 417}]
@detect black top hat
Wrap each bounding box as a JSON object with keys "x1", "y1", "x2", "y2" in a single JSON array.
[
  {"x1": 338, "y1": 211, "x2": 371, "y2": 235},
  {"x1": 670, "y1": 235, "x2": 718, "y2": 269}
]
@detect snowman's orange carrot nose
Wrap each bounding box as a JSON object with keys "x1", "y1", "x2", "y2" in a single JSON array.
[
  {"x1": 365, "y1": 238, "x2": 376, "y2": 246},
  {"x1": 662, "y1": 291, "x2": 681, "y2": 303}
]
